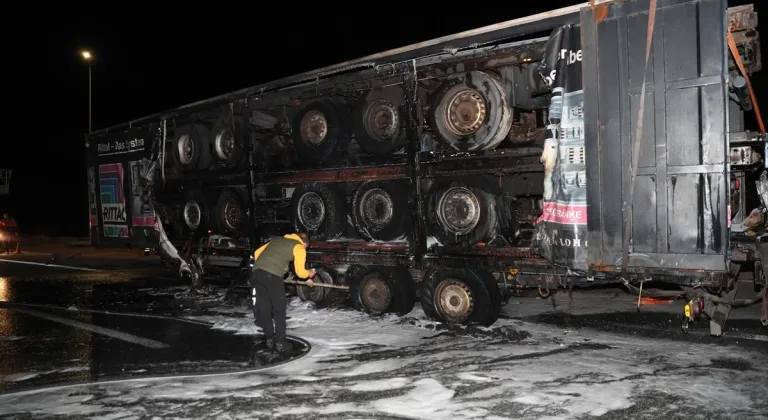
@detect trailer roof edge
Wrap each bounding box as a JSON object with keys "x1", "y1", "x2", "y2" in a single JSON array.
[{"x1": 89, "y1": 0, "x2": 617, "y2": 137}]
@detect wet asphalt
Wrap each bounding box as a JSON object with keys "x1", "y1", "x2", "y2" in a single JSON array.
[
  {"x1": 1, "y1": 250, "x2": 766, "y2": 403},
  {"x1": 0, "y1": 254, "x2": 308, "y2": 394}
]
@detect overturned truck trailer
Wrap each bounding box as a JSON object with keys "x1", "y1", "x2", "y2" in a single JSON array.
[{"x1": 86, "y1": 0, "x2": 766, "y2": 334}]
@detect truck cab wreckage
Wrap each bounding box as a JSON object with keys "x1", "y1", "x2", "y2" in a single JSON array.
[{"x1": 86, "y1": 0, "x2": 766, "y2": 336}]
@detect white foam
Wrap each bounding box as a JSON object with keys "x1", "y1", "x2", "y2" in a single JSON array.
[{"x1": 2, "y1": 296, "x2": 766, "y2": 420}]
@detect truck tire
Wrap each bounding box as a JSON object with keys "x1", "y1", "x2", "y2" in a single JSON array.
[
  {"x1": 428, "y1": 71, "x2": 512, "y2": 152},
  {"x1": 171, "y1": 124, "x2": 212, "y2": 172},
  {"x1": 296, "y1": 266, "x2": 341, "y2": 307},
  {"x1": 419, "y1": 268, "x2": 501, "y2": 326},
  {"x1": 425, "y1": 178, "x2": 499, "y2": 247},
  {"x1": 181, "y1": 189, "x2": 212, "y2": 235},
  {"x1": 211, "y1": 116, "x2": 246, "y2": 168},
  {"x1": 349, "y1": 266, "x2": 416, "y2": 316},
  {"x1": 351, "y1": 180, "x2": 409, "y2": 241},
  {"x1": 352, "y1": 87, "x2": 407, "y2": 156},
  {"x1": 215, "y1": 188, "x2": 247, "y2": 235},
  {"x1": 291, "y1": 183, "x2": 346, "y2": 241},
  {"x1": 291, "y1": 99, "x2": 350, "y2": 163}
]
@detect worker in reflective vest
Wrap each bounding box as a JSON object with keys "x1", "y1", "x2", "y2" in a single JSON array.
[
  {"x1": 0, "y1": 213, "x2": 18, "y2": 254},
  {"x1": 250, "y1": 232, "x2": 316, "y2": 353}
]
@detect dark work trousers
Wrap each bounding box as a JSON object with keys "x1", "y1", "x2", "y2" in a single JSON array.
[
  {"x1": 3, "y1": 236, "x2": 13, "y2": 253},
  {"x1": 249, "y1": 268, "x2": 287, "y2": 342}
]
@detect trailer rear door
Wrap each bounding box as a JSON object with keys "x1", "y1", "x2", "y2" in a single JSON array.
[{"x1": 582, "y1": 0, "x2": 730, "y2": 272}]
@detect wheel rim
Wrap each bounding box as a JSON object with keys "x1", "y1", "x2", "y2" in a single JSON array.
[
  {"x1": 297, "y1": 192, "x2": 326, "y2": 230},
  {"x1": 222, "y1": 198, "x2": 242, "y2": 231},
  {"x1": 436, "y1": 187, "x2": 481, "y2": 235},
  {"x1": 298, "y1": 269, "x2": 330, "y2": 303},
  {"x1": 214, "y1": 127, "x2": 236, "y2": 160},
  {"x1": 359, "y1": 188, "x2": 394, "y2": 228},
  {"x1": 435, "y1": 278, "x2": 474, "y2": 321},
  {"x1": 444, "y1": 89, "x2": 487, "y2": 136},
  {"x1": 360, "y1": 273, "x2": 392, "y2": 312},
  {"x1": 177, "y1": 134, "x2": 194, "y2": 165},
  {"x1": 363, "y1": 99, "x2": 398, "y2": 141},
  {"x1": 183, "y1": 200, "x2": 201, "y2": 230},
  {"x1": 300, "y1": 110, "x2": 328, "y2": 145}
]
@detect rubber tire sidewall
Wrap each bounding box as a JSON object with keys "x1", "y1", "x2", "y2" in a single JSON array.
[
  {"x1": 425, "y1": 177, "x2": 499, "y2": 247},
  {"x1": 349, "y1": 266, "x2": 416, "y2": 316},
  {"x1": 353, "y1": 87, "x2": 407, "y2": 156},
  {"x1": 181, "y1": 189, "x2": 213, "y2": 235},
  {"x1": 211, "y1": 116, "x2": 247, "y2": 168},
  {"x1": 291, "y1": 183, "x2": 346, "y2": 241},
  {"x1": 428, "y1": 71, "x2": 512, "y2": 152},
  {"x1": 296, "y1": 266, "x2": 339, "y2": 306},
  {"x1": 172, "y1": 124, "x2": 212, "y2": 172},
  {"x1": 291, "y1": 99, "x2": 350, "y2": 163},
  {"x1": 351, "y1": 180, "x2": 409, "y2": 241},
  {"x1": 215, "y1": 188, "x2": 247, "y2": 235},
  {"x1": 419, "y1": 268, "x2": 501, "y2": 326}
]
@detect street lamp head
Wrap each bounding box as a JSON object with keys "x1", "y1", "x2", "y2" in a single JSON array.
[{"x1": 81, "y1": 50, "x2": 92, "y2": 61}]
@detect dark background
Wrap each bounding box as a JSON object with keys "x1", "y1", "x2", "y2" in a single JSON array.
[{"x1": 2, "y1": 0, "x2": 766, "y2": 237}]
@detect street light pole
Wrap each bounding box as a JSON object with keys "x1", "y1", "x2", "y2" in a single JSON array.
[
  {"x1": 81, "y1": 50, "x2": 93, "y2": 134},
  {"x1": 88, "y1": 65, "x2": 92, "y2": 135}
]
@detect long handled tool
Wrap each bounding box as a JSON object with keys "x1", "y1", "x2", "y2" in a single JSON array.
[{"x1": 284, "y1": 279, "x2": 349, "y2": 290}]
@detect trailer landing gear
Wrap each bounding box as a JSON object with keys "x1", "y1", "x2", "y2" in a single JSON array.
[
  {"x1": 682, "y1": 281, "x2": 768, "y2": 336},
  {"x1": 681, "y1": 291, "x2": 738, "y2": 337}
]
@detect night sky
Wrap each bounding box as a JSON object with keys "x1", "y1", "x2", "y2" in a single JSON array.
[{"x1": 4, "y1": 1, "x2": 766, "y2": 237}]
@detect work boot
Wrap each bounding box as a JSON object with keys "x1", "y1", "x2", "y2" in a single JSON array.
[
  {"x1": 255, "y1": 335, "x2": 274, "y2": 350},
  {"x1": 275, "y1": 339, "x2": 294, "y2": 354}
]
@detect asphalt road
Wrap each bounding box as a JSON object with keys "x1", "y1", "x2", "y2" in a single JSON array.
[
  {"x1": 0, "y1": 254, "x2": 308, "y2": 394},
  {"x1": 0, "y1": 252, "x2": 766, "y2": 419}
]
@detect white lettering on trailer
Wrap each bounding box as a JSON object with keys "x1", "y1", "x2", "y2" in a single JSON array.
[
  {"x1": 102, "y1": 204, "x2": 127, "y2": 223},
  {"x1": 97, "y1": 138, "x2": 146, "y2": 156}
]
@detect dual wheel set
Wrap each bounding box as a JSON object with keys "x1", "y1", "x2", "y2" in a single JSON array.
[
  {"x1": 170, "y1": 117, "x2": 246, "y2": 173},
  {"x1": 171, "y1": 173, "x2": 512, "y2": 247},
  {"x1": 167, "y1": 69, "x2": 516, "y2": 172},
  {"x1": 166, "y1": 116, "x2": 251, "y2": 237},
  {"x1": 292, "y1": 176, "x2": 515, "y2": 247},
  {"x1": 295, "y1": 265, "x2": 503, "y2": 326},
  {"x1": 290, "y1": 70, "x2": 515, "y2": 163}
]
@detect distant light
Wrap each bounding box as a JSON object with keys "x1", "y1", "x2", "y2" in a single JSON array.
[{"x1": 81, "y1": 50, "x2": 92, "y2": 60}]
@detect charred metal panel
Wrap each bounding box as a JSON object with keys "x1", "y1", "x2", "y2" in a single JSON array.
[
  {"x1": 404, "y1": 67, "x2": 427, "y2": 263},
  {"x1": 430, "y1": 246, "x2": 535, "y2": 259},
  {"x1": 582, "y1": 0, "x2": 730, "y2": 272},
  {"x1": 255, "y1": 165, "x2": 408, "y2": 186},
  {"x1": 310, "y1": 241, "x2": 409, "y2": 253},
  {"x1": 306, "y1": 250, "x2": 411, "y2": 267},
  {"x1": 419, "y1": 148, "x2": 543, "y2": 178}
]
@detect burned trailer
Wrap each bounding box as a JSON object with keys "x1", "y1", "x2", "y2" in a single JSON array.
[
  {"x1": 86, "y1": 129, "x2": 158, "y2": 249},
  {"x1": 85, "y1": 0, "x2": 767, "y2": 333}
]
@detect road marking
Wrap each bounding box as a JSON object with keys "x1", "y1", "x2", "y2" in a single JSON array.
[
  {"x1": 0, "y1": 259, "x2": 100, "y2": 272},
  {"x1": 10, "y1": 307, "x2": 170, "y2": 349}
]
